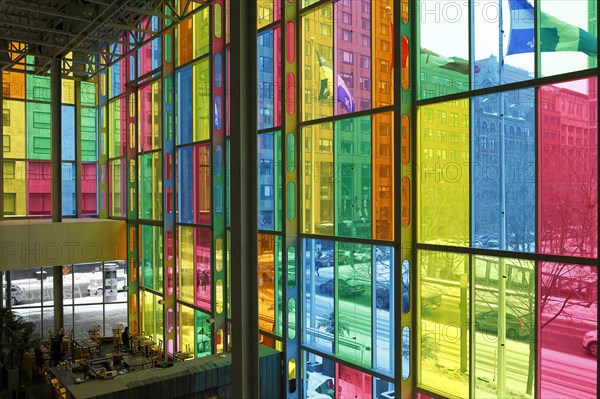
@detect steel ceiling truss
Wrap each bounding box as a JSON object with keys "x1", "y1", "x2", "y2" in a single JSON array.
[{"x1": 0, "y1": 0, "x2": 206, "y2": 81}]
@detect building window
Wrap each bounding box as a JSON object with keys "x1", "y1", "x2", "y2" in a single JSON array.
[
  {"x1": 340, "y1": 50, "x2": 353, "y2": 65},
  {"x1": 341, "y1": 29, "x2": 352, "y2": 42},
  {"x1": 341, "y1": 12, "x2": 352, "y2": 24},
  {"x1": 320, "y1": 23, "x2": 332, "y2": 37},
  {"x1": 340, "y1": 73, "x2": 354, "y2": 88},
  {"x1": 360, "y1": 55, "x2": 370, "y2": 69},
  {"x1": 362, "y1": 34, "x2": 370, "y2": 47}
]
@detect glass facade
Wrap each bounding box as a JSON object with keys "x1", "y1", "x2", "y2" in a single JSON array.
[{"x1": 1, "y1": 1, "x2": 598, "y2": 399}]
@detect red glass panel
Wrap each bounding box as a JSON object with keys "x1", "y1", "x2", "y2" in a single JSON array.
[
  {"x1": 335, "y1": 363, "x2": 372, "y2": 399},
  {"x1": 27, "y1": 162, "x2": 52, "y2": 216},
  {"x1": 81, "y1": 163, "x2": 97, "y2": 215}
]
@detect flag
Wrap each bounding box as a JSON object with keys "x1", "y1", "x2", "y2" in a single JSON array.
[
  {"x1": 507, "y1": 0, "x2": 597, "y2": 56},
  {"x1": 315, "y1": 50, "x2": 355, "y2": 113},
  {"x1": 420, "y1": 48, "x2": 480, "y2": 75}
]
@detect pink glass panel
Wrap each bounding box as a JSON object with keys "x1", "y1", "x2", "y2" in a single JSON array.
[
  {"x1": 274, "y1": 26, "x2": 282, "y2": 127},
  {"x1": 194, "y1": 227, "x2": 212, "y2": 311},
  {"x1": 538, "y1": 77, "x2": 598, "y2": 258},
  {"x1": 335, "y1": 363, "x2": 372, "y2": 399},
  {"x1": 27, "y1": 162, "x2": 52, "y2": 216},
  {"x1": 286, "y1": 72, "x2": 295, "y2": 115},
  {"x1": 139, "y1": 40, "x2": 153, "y2": 76},
  {"x1": 139, "y1": 84, "x2": 153, "y2": 152},
  {"x1": 286, "y1": 22, "x2": 295, "y2": 63},
  {"x1": 119, "y1": 96, "x2": 127, "y2": 156},
  {"x1": 226, "y1": 48, "x2": 230, "y2": 137},
  {"x1": 273, "y1": 0, "x2": 281, "y2": 21},
  {"x1": 539, "y1": 262, "x2": 597, "y2": 398},
  {"x1": 81, "y1": 163, "x2": 97, "y2": 215}
]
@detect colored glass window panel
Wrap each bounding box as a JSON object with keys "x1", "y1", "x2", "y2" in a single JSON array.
[
  {"x1": 195, "y1": 144, "x2": 211, "y2": 224},
  {"x1": 402, "y1": 326, "x2": 410, "y2": 380},
  {"x1": 81, "y1": 81, "x2": 96, "y2": 107},
  {"x1": 81, "y1": 163, "x2": 97, "y2": 215},
  {"x1": 141, "y1": 290, "x2": 164, "y2": 342},
  {"x1": 257, "y1": 0, "x2": 277, "y2": 29},
  {"x1": 27, "y1": 161, "x2": 52, "y2": 216},
  {"x1": 194, "y1": 227, "x2": 211, "y2": 311},
  {"x1": 373, "y1": 112, "x2": 394, "y2": 241},
  {"x1": 138, "y1": 152, "x2": 163, "y2": 220},
  {"x1": 194, "y1": 309, "x2": 212, "y2": 357},
  {"x1": 3, "y1": 160, "x2": 26, "y2": 216},
  {"x1": 193, "y1": 7, "x2": 210, "y2": 58},
  {"x1": 302, "y1": 5, "x2": 334, "y2": 121},
  {"x1": 540, "y1": 0, "x2": 598, "y2": 77},
  {"x1": 26, "y1": 102, "x2": 51, "y2": 160},
  {"x1": 178, "y1": 226, "x2": 195, "y2": 304},
  {"x1": 375, "y1": 245, "x2": 394, "y2": 374},
  {"x1": 138, "y1": 80, "x2": 162, "y2": 152},
  {"x1": 177, "y1": 146, "x2": 194, "y2": 223},
  {"x1": 193, "y1": 58, "x2": 210, "y2": 142},
  {"x1": 81, "y1": 107, "x2": 97, "y2": 162},
  {"x1": 303, "y1": 352, "x2": 335, "y2": 396},
  {"x1": 258, "y1": 234, "x2": 283, "y2": 336},
  {"x1": 335, "y1": 241, "x2": 371, "y2": 368},
  {"x1": 3, "y1": 100, "x2": 26, "y2": 159},
  {"x1": 417, "y1": 100, "x2": 470, "y2": 246},
  {"x1": 372, "y1": 2, "x2": 394, "y2": 108},
  {"x1": 109, "y1": 158, "x2": 126, "y2": 217},
  {"x1": 472, "y1": 88, "x2": 535, "y2": 252},
  {"x1": 335, "y1": 116, "x2": 371, "y2": 239},
  {"x1": 176, "y1": 66, "x2": 193, "y2": 145},
  {"x1": 336, "y1": 363, "x2": 372, "y2": 399},
  {"x1": 334, "y1": 0, "x2": 369, "y2": 114},
  {"x1": 258, "y1": 131, "x2": 282, "y2": 231},
  {"x1": 3, "y1": 71, "x2": 25, "y2": 99},
  {"x1": 62, "y1": 79, "x2": 74, "y2": 105},
  {"x1": 538, "y1": 78, "x2": 597, "y2": 258},
  {"x1": 140, "y1": 225, "x2": 163, "y2": 292},
  {"x1": 62, "y1": 162, "x2": 76, "y2": 216},
  {"x1": 178, "y1": 304, "x2": 195, "y2": 356},
  {"x1": 26, "y1": 75, "x2": 51, "y2": 101},
  {"x1": 302, "y1": 123, "x2": 334, "y2": 235},
  {"x1": 418, "y1": 250, "x2": 469, "y2": 399},
  {"x1": 109, "y1": 59, "x2": 125, "y2": 98},
  {"x1": 178, "y1": 15, "x2": 193, "y2": 66},
  {"x1": 473, "y1": 256, "x2": 534, "y2": 398},
  {"x1": 539, "y1": 263, "x2": 597, "y2": 398},
  {"x1": 258, "y1": 29, "x2": 276, "y2": 130},
  {"x1": 108, "y1": 97, "x2": 126, "y2": 158},
  {"x1": 61, "y1": 105, "x2": 75, "y2": 161},
  {"x1": 303, "y1": 238, "x2": 334, "y2": 356},
  {"x1": 418, "y1": 1, "x2": 469, "y2": 99}
]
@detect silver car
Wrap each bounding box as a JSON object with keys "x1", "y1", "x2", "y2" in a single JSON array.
[{"x1": 4, "y1": 284, "x2": 26, "y2": 305}]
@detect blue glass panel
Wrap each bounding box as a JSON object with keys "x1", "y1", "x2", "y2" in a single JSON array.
[
  {"x1": 177, "y1": 146, "x2": 194, "y2": 223},
  {"x1": 215, "y1": 185, "x2": 223, "y2": 216},
  {"x1": 177, "y1": 66, "x2": 193, "y2": 144},
  {"x1": 61, "y1": 162, "x2": 76, "y2": 216},
  {"x1": 402, "y1": 259, "x2": 410, "y2": 313},
  {"x1": 214, "y1": 145, "x2": 222, "y2": 177},
  {"x1": 61, "y1": 105, "x2": 75, "y2": 161},
  {"x1": 472, "y1": 88, "x2": 535, "y2": 252},
  {"x1": 111, "y1": 60, "x2": 121, "y2": 97},
  {"x1": 257, "y1": 29, "x2": 274, "y2": 130},
  {"x1": 258, "y1": 133, "x2": 275, "y2": 230},
  {"x1": 214, "y1": 96, "x2": 222, "y2": 131},
  {"x1": 402, "y1": 326, "x2": 410, "y2": 380},
  {"x1": 129, "y1": 55, "x2": 136, "y2": 81},
  {"x1": 375, "y1": 245, "x2": 394, "y2": 373}
]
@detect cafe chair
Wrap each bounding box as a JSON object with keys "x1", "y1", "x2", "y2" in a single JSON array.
[
  {"x1": 150, "y1": 339, "x2": 163, "y2": 358},
  {"x1": 62, "y1": 330, "x2": 73, "y2": 358}
]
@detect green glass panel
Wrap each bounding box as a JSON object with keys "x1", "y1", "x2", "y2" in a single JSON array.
[
  {"x1": 302, "y1": 123, "x2": 333, "y2": 235},
  {"x1": 335, "y1": 116, "x2": 372, "y2": 239},
  {"x1": 140, "y1": 225, "x2": 163, "y2": 292},
  {"x1": 418, "y1": 250, "x2": 469, "y2": 398},
  {"x1": 178, "y1": 225, "x2": 195, "y2": 304},
  {"x1": 108, "y1": 99, "x2": 123, "y2": 158},
  {"x1": 474, "y1": 256, "x2": 534, "y2": 398},
  {"x1": 417, "y1": 101, "x2": 470, "y2": 246},
  {"x1": 287, "y1": 182, "x2": 295, "y2": 222},
  {"x1": 165, "y1": 33, "x2": 173, "y2": 63},
  {"x1": 138, "y1": 152, "x2": 163, "y2": 220},
  {"x1": 81, "y1": 81, "x2": 97, "y2": 106},
  {"x1": 287, "y1": 245, "x2": 296, "y2": 289},
  {"x1": 194, "y1": 309, "x2": 212, "y2": 357},
  {"x1": 26, "y1": 75, "x2": 51, "y2": 101},
  {"x1": 286, "y1": 133, "x2": 295, "y2": 173},
  {"x1": 81, "y1": 107, "x2": 97, "y2": 162},
  {"x1": 26, "y1": 102, "x2": 51, "y2": 160},
  {"x1": 193, "y1": 58, "x2": 210, "y2": 142},
  {"x1": 335, "y1": 241, "x2": 371, "y2": 368}
]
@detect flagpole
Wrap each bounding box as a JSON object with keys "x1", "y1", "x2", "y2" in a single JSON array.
[{"x1": 497, "y1": 1, "x2": 507, "y2": 398}]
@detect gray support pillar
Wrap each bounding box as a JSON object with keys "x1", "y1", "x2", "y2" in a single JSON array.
[
  {"x1": 51, "y1": 58, "x2": 64, "y2": 331},
  {"x1": 230, "y1": 0, "x2": 259, "y2": 397}
]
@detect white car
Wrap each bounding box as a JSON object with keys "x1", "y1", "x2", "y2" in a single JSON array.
[
  {"x1": 3, "y1": 283, "x2": 26, "y2": 305},
  {"x1": 582, "y1": 330, "x2": 597, "y2": 357},
  {"x1": 87, "y1": 277, "x2": 127, "y2": 296}
]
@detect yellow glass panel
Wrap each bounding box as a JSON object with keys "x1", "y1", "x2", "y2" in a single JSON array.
[
  {"x1": 178, "y1": 226, "x2": 195, "y2": 304},
  {"x1": 258, "y1": 234, "x2": 276, "y2": 334},
  {"x1": 373, "y1": 112, "x2": 394, "y2": 240},
  {"x1": 302, "y1": 123, "x2": 334, "y2": 235},
  {"x1": 417, "y1": 100, "x2": 469, "y2": 246},
  {"x1": 193, "y1": 7, "x2": 210, "y2": 58},
  {"x1": 193, "y1": 58, "x2": 210, "y2": 142},
  {"x1": 3, "y1": 160, "x2": 26, "y2": 216},
  {"x1": 301, "y1": 5, "x2": 334, "y2": 122},
  {"x1": 179, "y1": 304, "x2": 196, "y2": 357},
  {"x1": 3, "y1": 100, "x2": 26, "y2": 158},
  {"x1": 257, "y1": 0, "x2": 274, "y2": 30},
  {"x1": 62, "y1": 79, "x2": 75, "y2": 104},
  {"x1": 418, "y1": 250, "x2": 469, "y2": 398},
  {"x1": 215, "y1": 279, "x2": 223, "y2": 314}
]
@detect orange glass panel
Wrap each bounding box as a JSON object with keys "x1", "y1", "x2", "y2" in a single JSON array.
[{"x1": 373, "y1": 112, "x2": 394, "y2": 240}]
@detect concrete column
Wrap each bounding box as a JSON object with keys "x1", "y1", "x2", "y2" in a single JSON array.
[
  {"x1": 51, "y1": 58, "x2": 64, "y2": 331},
  {"x1": 230, "y1": 0, "x2": 259, "y2": 397}
]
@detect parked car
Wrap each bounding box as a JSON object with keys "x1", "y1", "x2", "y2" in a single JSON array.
[
  {"x1": 315, "y1": 250, "x2": 334, "y2": 268},
  {"x1": 376, "y1": 283, "x2": 390, "y2": 309},
  {"x1": 319, "y1": 278, "x2": 366, "y2": 297},
  {"x1": 474, "y1": 310, "x2": 531, "y2": 340},
  {"x1": 87, "y1": 277, "x2": 127, "y2": 296},
  {"x1": 352, "y1": 248, "x2": 371, "y2": 263},
  {"x1": 3, "y1": 283, "x2": 25, "y2": 305},
  {"x1": 582, "y1": 330, "x2": 597, "y2": 356}
]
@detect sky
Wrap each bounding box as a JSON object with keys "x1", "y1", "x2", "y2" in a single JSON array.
[{"x1": 419, "y1": 0, "x2": 595, "y2": 79}]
